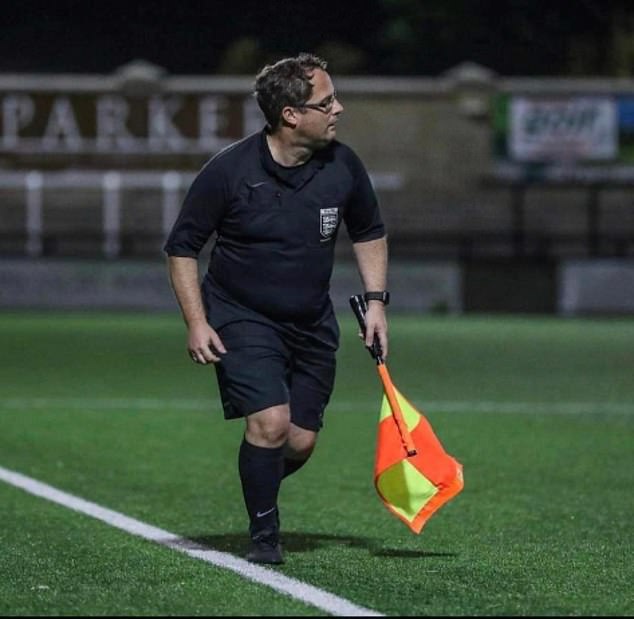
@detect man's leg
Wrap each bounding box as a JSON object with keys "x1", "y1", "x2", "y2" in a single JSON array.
[
  {"x1": 212, "y1": 321, "x2": 291, "y2": 564},
  {"x1": 283, "y1": 340, "x2": 336, "y2": 479},
  {"x1": 283, "y1": 423, "x2": 317, "y2": 479},
  {"x1": 240, "y1": 404, "x2": 289, "y2": 564}
]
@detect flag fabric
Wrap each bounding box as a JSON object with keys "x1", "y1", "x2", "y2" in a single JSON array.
[
  {"x1": 347, "y1": 292, "x2": 463, "y2": 533},
  {"x1": 374, "y1": 384, "x2": 464, "y2": 534}
]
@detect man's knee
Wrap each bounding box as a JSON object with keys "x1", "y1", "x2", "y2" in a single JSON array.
[
  {"x1": 286, "y1": 424, "x2": 317, "y2": 460},
  {"x1": 245, "y1": 405, "x2": 291, "y2": 448}
]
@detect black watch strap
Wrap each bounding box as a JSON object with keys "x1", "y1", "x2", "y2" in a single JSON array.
[{"x1": 364, "y1": 291, "x2": 390, "y2": 305}]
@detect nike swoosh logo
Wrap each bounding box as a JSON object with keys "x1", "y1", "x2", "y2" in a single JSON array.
[
  {"x1": 247, "y1": 181, "x2": 267, "y2": 188},
  {"x1": 256, "y1": 506, "x2": 277, "y2": 518}
]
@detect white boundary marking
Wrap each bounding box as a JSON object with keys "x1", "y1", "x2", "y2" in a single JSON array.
[
  {"x1": 0, "y1": 396, "x2": 632, "y2": 416},
  {"x1": 1, "y1": 396, "x2": 630, "y2": 613},
  {"x1": 0, "y1": 465, "x2": 383, "y2": 617}
]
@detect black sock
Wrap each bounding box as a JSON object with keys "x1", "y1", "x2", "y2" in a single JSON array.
[
  {"x1": 282, "y1": 457, "x2": 308, "y2": 479},
  {"x1": 238, "y1": 438, "x2": 284, "y2": 539}
]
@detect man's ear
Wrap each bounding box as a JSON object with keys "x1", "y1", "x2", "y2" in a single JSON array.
[{"x1": 281, "y1": 105, "x2": 300, "y2": 128}]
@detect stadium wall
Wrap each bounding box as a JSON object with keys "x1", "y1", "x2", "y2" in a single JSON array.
[
  {"x1": 1, "y1": 61, "x2": 633, "y2": 314},
  {"x1": 1, "y1": 257, "x2": 633, "y2": 315}
]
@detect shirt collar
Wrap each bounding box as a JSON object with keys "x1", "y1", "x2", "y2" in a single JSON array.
[{"x1": 259, "y1": 128, "x2": 326, "y2": 190}]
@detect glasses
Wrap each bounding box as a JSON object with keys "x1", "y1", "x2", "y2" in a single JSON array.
[{"x1": 298, "y1": 91, "x2": 338, "y2": 114}]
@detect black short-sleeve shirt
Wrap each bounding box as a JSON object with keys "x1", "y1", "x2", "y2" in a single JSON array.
[{"x1": 164, "y1": 129, "x2": 385, "y2": 322}]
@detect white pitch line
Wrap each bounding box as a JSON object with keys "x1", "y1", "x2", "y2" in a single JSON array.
[
  {"x1": 0, "y1": 396, "x2": 632, "y2": 416},
  {"x1": 0, "y1": 465, "x2": 383, "y2": 617}
]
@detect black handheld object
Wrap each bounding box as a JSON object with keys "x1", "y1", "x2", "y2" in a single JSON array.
[{"x1": 349, "y1": 294, "x2": 384, "y2": 364}]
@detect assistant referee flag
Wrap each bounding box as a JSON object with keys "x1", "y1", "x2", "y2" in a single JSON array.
[
  {"x1": 349, "y1": 293, "x2": 463, "y2": 534},
  {"x1": 374, "y1": 378, "x2": 463, "y2": 534}
]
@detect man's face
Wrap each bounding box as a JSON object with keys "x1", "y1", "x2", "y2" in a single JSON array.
[{"x1": 294, "y1": 69, "x2": 343, "y2": 148}]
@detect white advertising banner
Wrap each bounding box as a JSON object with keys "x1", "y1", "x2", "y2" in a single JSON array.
[{"x1": 510, "y1": 97, "x2": 618, "y2": 161}]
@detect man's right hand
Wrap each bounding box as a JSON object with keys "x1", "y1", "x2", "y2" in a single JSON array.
[{"x1": 187, "y1": 320, "x2": 227, "y2": 364}]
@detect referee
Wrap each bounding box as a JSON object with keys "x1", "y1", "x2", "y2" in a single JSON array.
[{"x1": 164, "y1": 53, "x2": 389, "y2": 564}]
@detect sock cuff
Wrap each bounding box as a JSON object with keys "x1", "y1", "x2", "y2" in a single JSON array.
[{"x1": 240, "y1": 437, "x2": 284, "y2": 460}]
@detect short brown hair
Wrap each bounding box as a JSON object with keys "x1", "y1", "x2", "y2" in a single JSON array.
[{"x1": 254, "y1": 53, "x2": 328, "y2": 130}]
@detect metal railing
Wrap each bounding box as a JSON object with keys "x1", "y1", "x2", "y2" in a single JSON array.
[
  {"x1": 0, "y1": 169, "x2": 407, "y2": 259},
  {"x1": 0, "y1": 170, "x2": 188, "y2": 258}
]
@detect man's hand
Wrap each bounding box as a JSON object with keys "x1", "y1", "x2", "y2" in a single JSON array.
[
  {"x1": 188, "y1": 319, "x2": 227, "y2": 364},
  {"x1": 351, "y1": 236, "x2": 389, "y2": 358},
  {"x1": 362, "y1": 300, "x2": 388, "y2": 358}
]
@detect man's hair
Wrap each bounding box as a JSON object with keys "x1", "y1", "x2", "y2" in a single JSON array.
[{"x1": 254, "y1": 53, "x2": 328, "y2": 130}]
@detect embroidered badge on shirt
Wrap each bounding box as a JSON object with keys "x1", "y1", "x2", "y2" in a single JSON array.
[{"x1": 320, "y1": 207, "x2": 339, "y2": 239}]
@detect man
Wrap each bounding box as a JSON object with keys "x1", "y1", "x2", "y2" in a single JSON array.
[{"x1": 163, "y1": 53, "x2": 389, "y2": 565}]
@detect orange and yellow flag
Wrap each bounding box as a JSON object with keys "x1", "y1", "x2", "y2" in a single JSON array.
[
  {"x1": 348, "y1": 293, "x2": 463, "y2": 533},
  {"x1": 374, "y1": 371, "x2": 464, "y2": 534}
]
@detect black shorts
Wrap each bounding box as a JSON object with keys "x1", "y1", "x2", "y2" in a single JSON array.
[{"x1": 203, "y1": 276, "x2": 340, "y2": 432}]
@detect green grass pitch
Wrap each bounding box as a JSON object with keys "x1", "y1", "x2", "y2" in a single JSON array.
[{"x1": 0, "y1": 311, "x2": 632, "y2": 615}]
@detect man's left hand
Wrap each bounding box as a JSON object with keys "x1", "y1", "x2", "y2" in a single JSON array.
[{"x1": 363, "y1": 300, "x2": 388, "y2": 358}]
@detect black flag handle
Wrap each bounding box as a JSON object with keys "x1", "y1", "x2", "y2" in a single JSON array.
[
  {"x1": 349, "y1": 294, "x2": 384, "y2": 364},
  {"x1": 351, "y1": 294, "x2": 417, "y2": 457}
]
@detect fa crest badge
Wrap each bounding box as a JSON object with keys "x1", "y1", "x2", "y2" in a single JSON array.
[{"x1": 320, "y1": 207, "x2": 339, "y2": 239}]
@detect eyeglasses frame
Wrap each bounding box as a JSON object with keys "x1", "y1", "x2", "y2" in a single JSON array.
[{"x1": 297, "y1": 91, "x2": 338, "y2": 114}]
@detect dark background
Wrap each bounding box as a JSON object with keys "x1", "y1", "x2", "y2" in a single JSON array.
[{"x1": 1, "y1": 0, "x2": 631, "y2": 76}]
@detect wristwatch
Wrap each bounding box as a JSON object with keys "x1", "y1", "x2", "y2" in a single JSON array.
[{"x1": 364, "y1": 291, "x2": 390, "y2": 305}]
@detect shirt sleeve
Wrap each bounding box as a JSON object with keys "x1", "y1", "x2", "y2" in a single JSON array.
[
  {"x1": 163, "y1": 159, "x2": 227, "y2": 257},
  {"x1": 341, "y1": 146, "x2": 386, "y2": 243}
]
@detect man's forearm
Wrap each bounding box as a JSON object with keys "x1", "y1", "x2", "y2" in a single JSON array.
[
  {"x1": 352, "y1": 236, "x2": 388, "y2": 292},
  {"x1": 167, "y1": 256, "x2": 207, "y2": 327}
]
